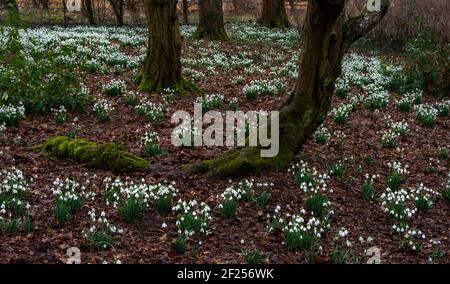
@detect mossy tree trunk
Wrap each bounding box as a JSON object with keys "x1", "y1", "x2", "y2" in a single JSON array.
[
  {"x1": 187, "y1": 0, "x2": 391, "y2": 178},
  {"x1": 109, "y1": 0, "x2": 124, "y2": 26},
  {"x1": 136, "y1": 0, "x2": 198, "y2": 93},
  {"x1": 83, "y1": 0, "x2": 96, "y2": 25},
  {"x1": 259, "y1": 0, "x2": 290, "y2": 29},
  {"x1": 195, "y1": 0, "x2": 228, "y2": 41}
]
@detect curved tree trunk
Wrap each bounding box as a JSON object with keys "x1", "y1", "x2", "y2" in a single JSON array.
[
  {"x1": 83, "y1": 0, "x2": 96, "y2": 25},
  {"x1": 136, "y1": 0, "x2": 198, "y2": 93},
  {"x1": 182, "y1": 0, "x2": 189, "y2": 25},
  {"x1": 109, "y1": 0, "x2": 124, "y2": 26},
  {"x1": 186, "y1": 0, "x2": 391, "y2": 178},
  {"x1": 259, "y1": 0, "x2": 290, "y2": 29},
  {"x1": 195, "y1": 0, "x2": 228, "y2": 41}
]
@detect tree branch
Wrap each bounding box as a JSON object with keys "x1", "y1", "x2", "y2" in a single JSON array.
[{"x1": 343, "y1": 0, "x2": 391, "y2": 50}]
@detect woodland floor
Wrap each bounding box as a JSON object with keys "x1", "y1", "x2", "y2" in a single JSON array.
[{"x1": 0, "y1": 27, "x2": 449, "y2": 264}]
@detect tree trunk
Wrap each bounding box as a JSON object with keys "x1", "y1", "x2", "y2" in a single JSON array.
[
  {"x1": 136, "y1": 0, "x2": 198, "y2": 93},
  {"x1": 259, "y1": 0, "x2": 290, "y2": 29},
  {"x1": 182, "y1": 0, "x2": 189, "y2": 25},
  {"x1": 41, "y1": 0, "x2": 49, "y2": 9},
  {"x1": 186, "y1": 0, "x2": 391, "y2": 178},
  {"x1": 232, "y1": 0, "x2": 243, "y2": 15},
  {"x1": 32, "y1": 0, "x2": 39, "y2": 8},
  {"x1": 109, "y1": 0, "x2": 124, "y2": 26},
  {"x1": 195, "y1": 0, "x2": 228, "y2": 41},
  {"x1": 83, "y1": 0, "x2": 96, "y2": 25}
]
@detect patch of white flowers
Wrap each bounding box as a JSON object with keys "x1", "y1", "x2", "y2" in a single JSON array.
[
  {"x1": 243, "y1": 79, "x2": 284, "y2": 99},
  {"x1": 330, "y1": 103, "x2": 353, "y2": 123},
  {"x1": 381, "y1": 188, "x2": 417, "y2": 221},
  {"x1": 388, "y1": 161, "x2": 409, "y2": 176},
  {"x1": 0, "y1": 102, "x2": 26, "y2": 126},
  {"x1": 0, "y1": 167, "x2": 31, "y2": 223},
  {"x1": 93, "y1": 98, "x2": 113, "y2": 119},
  {"x1": 268, "y1": 206, "x2": 331, "y2": 250},
  {"x1": 410, "y1": 183, "x2": 440, "y2": 209},
  {"x1": 103, "y1": 79, "x2": 126, "y2": 94},
  {"x1": 52, "y1": 177, "x2": 94, "y2": 205},
  {"x1": 218, "y1": 185, "x2": 245, "y2": 204},
  {"x1": 141, "y1": 125, "x2": 161, "y2": 148},
  {"x1": 135, "y1": 99, "x2": 165, "y2": 122},
  {"x1": 84, "y1": 208, "x2": 123, "y2": 237},
  {"x1": 314, "y1": 125, "x2": 331, "y2": 144},
  {"x1": 0, "y1": 122, "x2": 6, "y2": 136},
  {"x1": 414, "y1": 104, "x2": 438, "y2": 127},
  {"x1": 392, "y1": 223, "x2": 426, "y2": 251},
  {"x1": 103, "y1": 177, "x2": 178, "y2": 212},
  {"x1": 172, "y1": 199, "x2": 211, "y2": 239},
  {"x1": 288, "y1": 161, "x2": 332, "y2": 194},
  {"x1": 195, "y1": 93, "x2": 224, "y2": 111}
]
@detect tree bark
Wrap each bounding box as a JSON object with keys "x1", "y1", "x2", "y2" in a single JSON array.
[
  {"x1": 232, "y1": 0, "x2": 243, "y2": 15},
  {"x1": 83, "y1": 0, "x2": 96, "y2": 25},
  {"x1": 182, "y1": 0, "x2": 189, "y2": 25},
  {"x1": 195, "y1": 0, "x2": 228, "y2": 41},
  {"x1": 186, "y1": 0, "x2": 391, "y2": 178},
  {"x1": 259, "y1": 0, "x2": 290, "y2": 29},
  {"x1": 41, "y1": 0, "x2": 49, "y2": 9},
  {"x1": 109, "y1": 0, "x2": 124, "y2": 26},
  {"x1": 136, "y1": 0, "x2": 198, "y2": 93}
]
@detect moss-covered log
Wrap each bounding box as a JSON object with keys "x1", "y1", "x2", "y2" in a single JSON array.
[
  {"x1": 195, "y1": 0, "x2": 228, "y2": 41},
  {"x1": 259, "y1": 0, "x2": 290, "y2": 29},
  {"x1": 32, "y1": 136, "x2": 148, "y2": 172},
  {"x1": 186, "y1": 0, "x2": 391, "y2": 178}
]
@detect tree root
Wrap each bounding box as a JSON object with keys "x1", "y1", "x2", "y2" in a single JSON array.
[
  {"x1": 184, "y1": 146, "x2": 291, "y2": 179},
  {"x1": 135, "y1": 72, "x2": 200, "y2": 94}
]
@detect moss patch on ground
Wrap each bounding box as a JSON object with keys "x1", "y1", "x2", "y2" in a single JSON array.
[{"x1": 32, "y1": 136, "x2": 148, "y2": 172}]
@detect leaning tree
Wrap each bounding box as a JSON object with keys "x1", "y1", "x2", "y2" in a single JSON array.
[
  {"x1": 136, "y1": 0, "x2": 197, "y2": 93},
  {"x1": 195, "y1": 0, "x2": 228, "y2": 41},
  {"x1": 187, "y1": 0, "x2": 392, "y2": 178},
  {"x1": 259, "y1": 0, "x2": 290, "y2": 29}
]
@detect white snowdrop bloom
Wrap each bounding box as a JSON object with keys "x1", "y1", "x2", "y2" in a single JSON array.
[
  {"x1": 240, "y1": 239, "x2": 245, "y2": 245},
  {"x1": 161, "y1": 223, "x2": 167, "y2": 229}
]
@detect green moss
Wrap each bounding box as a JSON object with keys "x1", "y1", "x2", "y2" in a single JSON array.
[
  {"x1": 174, "y1": 78, "x2": 201, "y2": 94},
  {"x1": 32, "y1": 136, "x2": 148, "y2": 172},
  {"x1": 136, "y1": 72, "x2": 200, "y2": 94},
  {"x1": 185, "y1": 146, "x2": 290, "y2": 178}
]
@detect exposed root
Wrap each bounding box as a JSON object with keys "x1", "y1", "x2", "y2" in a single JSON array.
[
  {"x1": 184, "y1": 146, "x2": 291, "y2": 179},
  {"x1": 135, "y1": 72, "x2": 200, "y2": 94}
]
